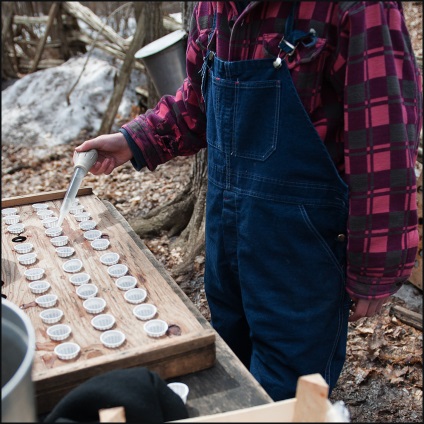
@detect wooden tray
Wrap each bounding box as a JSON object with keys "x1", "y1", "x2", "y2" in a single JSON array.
[{"x1": 1, "y1": 189, "x2": 215, "y2": 413}]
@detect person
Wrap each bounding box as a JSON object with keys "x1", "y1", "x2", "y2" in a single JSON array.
[{"x1": 75, "y1": 2, "x2": 422, "y2": 401}]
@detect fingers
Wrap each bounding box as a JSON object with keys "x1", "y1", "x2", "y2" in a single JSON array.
[
  {"x1": 348, "y1": 297, "x2": 390, "y2": 322},
  {"x1": 88, "y1": 157, "x2": 115, "y2": 175}
]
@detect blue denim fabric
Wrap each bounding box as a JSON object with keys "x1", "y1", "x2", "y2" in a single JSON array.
[{"x1": 202, "y1": 53, "x2": 352, "y2": 401}]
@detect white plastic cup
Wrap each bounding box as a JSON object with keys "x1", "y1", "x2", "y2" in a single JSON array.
[{"x1": 167, "y1": 382, "x2": 189, "y2": 404}]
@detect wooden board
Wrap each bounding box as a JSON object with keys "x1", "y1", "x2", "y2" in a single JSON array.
[{"x1": 1, "y1": 189, "x2": 215, "y2": 413}]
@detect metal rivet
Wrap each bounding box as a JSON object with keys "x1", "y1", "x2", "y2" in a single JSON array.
[{"x1": 337, "y1": 234, "x2": 346, "y2": 242}]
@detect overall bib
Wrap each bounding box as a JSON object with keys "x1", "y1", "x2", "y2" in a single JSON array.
[{"x1": 201, "y1": 8, "x2": 351, "y2": 401}]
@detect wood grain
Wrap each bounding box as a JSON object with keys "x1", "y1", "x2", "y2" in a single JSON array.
[{"x1": 1, "y1": 191, "x2": 215, "y2": 413}]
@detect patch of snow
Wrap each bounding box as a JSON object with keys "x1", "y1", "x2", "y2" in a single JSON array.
[{"x1": 1, "y1": 49, "x2": 146, "y2": 147}]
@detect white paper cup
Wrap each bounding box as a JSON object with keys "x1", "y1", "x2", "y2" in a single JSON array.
[
  {"x1": 35, "y1": 294, "x2": 58, "y2": 308},
  {"x1": 107, "y1": 264, "x2": 128, "y2": 278},
  {"x1": 39, "y1": 308, "x2": 63, "y2": 324},
  {"x1": 55, "y1": 247, "x2": 75, "y2": 258},
  {"x1": 116, "y1": 276, "x2": 137, "y2": 291},
  {"x1": 41, "y1": 217, "x2": 59, "y2": 228},
  {"x1": 36, "y1": 209, "x2": 54, "y2": 219},
  {"x1": 91, "y1": 314, "x2": 115, "y2": 331},
  {"x1": 32, "y1": 203, "x2": 48, "y2": 211},
  {"x1": 69, "y1": 272, "x2": 91, "y2": 286},
  {"x1": 79, "y1": 220, "x2": 97, "y2": 231},
  {"x1": 47, "y1": 324, "x2": 71, "y2": 341},
  {"x1": 14, "y1": 242, "x2": 33, "y2": 254},
  {"x1": 90, "y1": 238, "x2": 110, "y2": 251},
  {"x1": 24, "y1": 267, "x2": 45, "y2": 281},
  {"x1": 51, "y1": 236, "x2": 69, "y2": 247},
  {"x1": 76, "y1": 284, "x2": 98, "y2": 300},
  {"x1": 133, "y1": 303, "x2": 157, "y2": 321},
  {"x1": 45, "y1": 227, "x2": 63, "y2": 237},
  {"x1": 54, "y1": 342, "x2": 80, "y2": 360},
  {"x1": 144, "y1": 319, "x2": 168, "y2": 338},
  {"x1": 17, "y1": 252, "x2": 37, "y2": 266},
  {"x1": 3, "y1": 214, "x2": 20, "y2": 225},
  {"x1": 74, "y1": 212, "x2": 91, "y2": 222},
  {"x1": 2, "y1": 207, "x2": 18, "y2": 216},
  {"x1": 8, "y1": 223, "x2": 25, "y2": 234},
  {"x1": 83, "y1": 230, "x2": 102, "y2": 241},
  {"x1": 100, "y1": 330, "x2": 125, "y2": 348},
  {"x1": 167, "y1": 382, "x2": 189, "y2": 404},
  {"x1": 83, "y1": 297, "x2": 106, "y2": 314},
  {"x1": 29, "y1": 280, "x2": 50, "y2": 294},
  {"x1": 63, "y1": 259, "x2": 83, "y2": 273},
  {"x1": 124, "y1": 288, "x2": 147, "y2": 304},
  {"x1": 100, "y1": 252, "x2": 120, "y2": 266}
]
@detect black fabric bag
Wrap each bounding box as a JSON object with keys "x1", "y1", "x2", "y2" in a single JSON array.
[{"x1": 43, "y1": 367, "x2": 189, "y2": 423}]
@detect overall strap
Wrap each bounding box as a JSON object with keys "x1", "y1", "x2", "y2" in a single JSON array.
[{"x1": 278, "y1": 2, "x2": 317, "y2": 56}]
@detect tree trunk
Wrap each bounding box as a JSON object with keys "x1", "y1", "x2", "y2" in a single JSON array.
[{"x1": 129, "y1": 2, "x2": 207, "y2": 279}]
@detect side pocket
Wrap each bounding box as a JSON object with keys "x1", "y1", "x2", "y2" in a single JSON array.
[{"x1": 299, "y1": 203, "x2": 348, "y2": 278}]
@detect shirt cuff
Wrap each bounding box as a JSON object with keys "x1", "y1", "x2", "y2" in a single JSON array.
[{"x1": 119, "y1": 128, "x2": 147, "y2": 171}]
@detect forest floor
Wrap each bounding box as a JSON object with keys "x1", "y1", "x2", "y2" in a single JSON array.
[
  {"x1": 1, "y1": 139, "x2": 422, "y2": 423},
  {"x1": 1, "y1": 2, "x2": 422, "y2": 421}
]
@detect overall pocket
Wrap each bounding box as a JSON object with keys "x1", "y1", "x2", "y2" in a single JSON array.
[{"x1": 208, "y1": 75, "x2": 281, "y2": 160}]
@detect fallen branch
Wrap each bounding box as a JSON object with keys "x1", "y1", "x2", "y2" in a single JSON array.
[{"x1": 390, "y1": 305, "x2": 422, "y2": 330}]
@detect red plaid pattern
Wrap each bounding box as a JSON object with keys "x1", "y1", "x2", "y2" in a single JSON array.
[{"x1": 123, "y1": 2, "x2": 422, "y2": 299}]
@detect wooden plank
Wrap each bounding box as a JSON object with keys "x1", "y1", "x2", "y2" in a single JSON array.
[
  {"x1": 292, "y1": 374, "x2": 329, "y2": 422},
  {"x1": 390, "y1": 305, "x2": 422, "y2": 331},
  {"x1": 1, "y1": 187, "x2": 92, "y2": 208},
  {"x1": 99, "y1": 406, "x2": 126, "y2": 422},
  {"x1": 30, "y1": 2, "x2": 60, "y2": 73},
  {"x1": 1, "y1": 191, "x2": 215, "y2": 413}
]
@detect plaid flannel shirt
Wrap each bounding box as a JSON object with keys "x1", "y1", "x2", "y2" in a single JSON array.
[{"x1": 122, "y1": 1, "x2": 422, "y2": 300}]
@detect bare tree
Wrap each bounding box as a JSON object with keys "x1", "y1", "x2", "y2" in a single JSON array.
[{"x1": 129, "y1": 2, "x2": 208, "y2": 278}]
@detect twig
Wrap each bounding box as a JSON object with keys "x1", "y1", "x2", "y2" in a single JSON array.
[{"x1": 65, "y1": 2, "x2": 134, "y2": 106}]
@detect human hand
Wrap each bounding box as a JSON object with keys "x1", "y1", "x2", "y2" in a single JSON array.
[
  {"x1": 348, "y1": 295, "x2": 391, "y2": 322},
  {"x1": 75, "y1": 133, "x2": 133, "y2": 175}
]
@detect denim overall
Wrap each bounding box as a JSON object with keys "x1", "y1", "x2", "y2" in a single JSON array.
[{"x1": 201, "y1": 6, "x2": 351, "y2": 401}]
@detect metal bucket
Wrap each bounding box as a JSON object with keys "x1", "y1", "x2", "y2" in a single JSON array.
[
  {"x1": 2, "y1": 298, "x2": 37, "y2": 422},
  {"x1": 135, "y1": 29, "x2": 187, "y2": 97}
]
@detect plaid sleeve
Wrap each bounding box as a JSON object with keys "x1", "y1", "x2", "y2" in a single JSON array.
[
  {"x1": 337, "y1": 2, "x2": 422, "y2": 299},
  {"x1": 121, "y1": 3, "x2": 209, "y2": 171}
]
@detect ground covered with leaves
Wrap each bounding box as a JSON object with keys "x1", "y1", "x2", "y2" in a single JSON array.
[
  {"x1": 2, "y1": 3, "x2": 423, "y2": 421},
  {"x1": 2, "y1": 139, "x2": 422, "y2": 422}
]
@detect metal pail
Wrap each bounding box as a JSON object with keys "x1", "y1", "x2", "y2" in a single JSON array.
[
  {"x1": 2, "y1": 298, "x2": 37, "y2": 422},
  {"x1": 135, "y1": 29, "x2": 187, "y2": 97}
]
